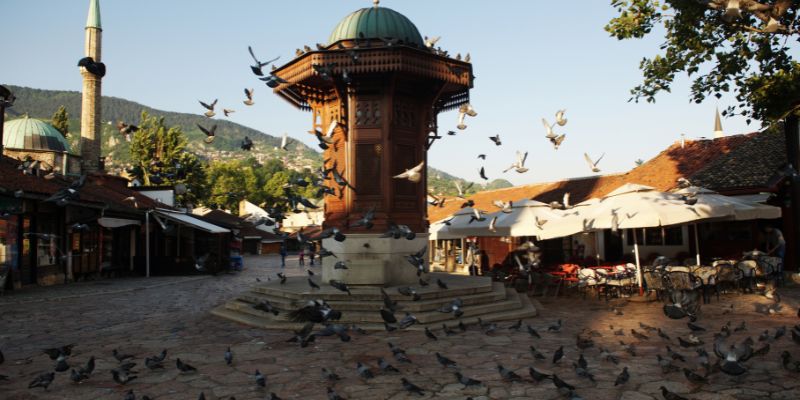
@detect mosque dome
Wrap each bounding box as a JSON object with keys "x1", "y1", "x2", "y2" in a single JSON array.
[
  {"x1": 2, "y1": 115, "x2": 71, "y2": 153},
  {"x1": 328, "y1": 4, "x2": 425, "y2": 47}
]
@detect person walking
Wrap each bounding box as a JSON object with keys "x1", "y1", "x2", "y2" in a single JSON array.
[
  {"x1": 466, "y1": 243, "x2": 479, "y2": 276},
  {"x1": 279, "y1": 243, "x2": 287, "y2": 268},
  {"x1": 309, "y1": 242, "x2": 316, "y2": 266},
  {"x1": 764, "y1": 225, "x2": 786, "y2": 286},
  {"x1": 298, "y1": 247, "x2": 305, "y2": 266}
]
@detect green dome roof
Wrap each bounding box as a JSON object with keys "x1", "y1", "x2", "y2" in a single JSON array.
[
  {"x1": 2, "y1": 116, "x2": 71, "y2": 153},
  {"x1": 328, "y1": 6, "x2": 424, "y2": 47}
]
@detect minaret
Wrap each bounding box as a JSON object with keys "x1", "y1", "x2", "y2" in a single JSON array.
[
  {"x1": 80, "y1": 0, "x2": 103, "y2": 172},
  {"x1": 713, "y1": 107, "x2": 724, "y2": 138}
]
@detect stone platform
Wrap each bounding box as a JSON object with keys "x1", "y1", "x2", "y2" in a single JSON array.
[{"x1": 212, "y1": 273, "x2": 537, "y2": 331}]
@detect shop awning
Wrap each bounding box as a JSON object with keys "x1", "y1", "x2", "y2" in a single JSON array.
[
  {"x1": 154, "y1": 210, "x2": 229, "y2": 234},
  {"x1": 98, "y1": 217, "x2": 141, "y2": 228}
]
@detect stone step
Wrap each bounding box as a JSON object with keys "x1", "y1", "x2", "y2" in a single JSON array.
[
  {"x1": 226, "y1": 287, "x2": 523, "y2": 325},
  {"x1": 211, "y1": 289, "x2": 537, "y2": 332},
  {"x1": 249, "y1": 273, "x2": 494, "y2": 302},
  {"x1": 237, "y1": 281, "x2": 509, "y2": 313}
]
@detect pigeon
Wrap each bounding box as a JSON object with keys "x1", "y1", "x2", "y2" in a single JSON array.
[
  {"x1": 329, "y1": 280, "x2": 351, "y2": 295},
  {"x1": 111, "y1": 369, "x2": 138, "y2": 385},
  {"x1": 548, "y1": 319, "x2": 562, "y2": 332},
  {"x1": 781, "y1": 351, "x2": 800, "y2": 372},
  {"x1": 351, "y1": 207, "x2": 376, "y2": 229},
  {"x1": 241, "y1": 136, "x2": 254, "y2": 151},
  {"x1": 113, "y1": 349, "x2": 134, "y2": 363},
  {"x1": 70, "y1": 368, "x2": 89, "y2": 383},
  {"x1": 657, "y1": 354, "x2": 680, "y2": 374},
  {"x1": 456, "y1": 103, "x2": 477, "y2": 130},
  {"x1": 197, "y1": 124, "x2": 217, "y2": 143},
  {"x1": 443, "y1": 324, "x2": 458, "y2": 336},
  {"x1": 713, "y1": 337, "x2": 752, "y2": 376},
  {"x1": 425, "y1": 327, "x2": 438, "y2": 341},
  {"x1": 524, "y1": 366, "x2": 548, "y2": 384},
  {"x1": 401, "y1": 377, "x2": 425, "y2": 395},
  {"x1": 29, "y1": 372, "x2": 55, "y2": 390},
  {"x1": 584, "y1": 152, "x2": 605, "y2": 173},
  {"x1": 255, "y1": 369, "x2": 266, "y2": 387},
  {"x1": 658, "y1": 328, "x2": 671, "y2": 341},
  {"x1": 77, "y1": 57, "x2": 106, "y2": 77},
  {"x1": 573, "y1": 362, "x2": 595, "y2": 382},
  {"x1": 124, "y1": 390, "x2": 136, "y2": 400},
  {"x1": 599, "y1": 347, "x2": 620, "y2": 364},
  {"x1": 615, "y1": 366, "x2": 630, "y2": 386},
  {"x1": 405, "y1": 246, "x2": 428, "y2": 276},
  {"x1": 288, "y1": 300, "x2": 341, "y2": 323},
  {"x1": 356, "y1": 362, "x2": 374, "y2": 379},
  {"x1": 682, "y1": 368, "x2": 708, "y2": 384},
  {"x1": 552, "y1": 374, "x2": 575, "y2": 395},
  {"x1": 528, "y1": 324, "x2": 542, "y2": 338},
  {"x1": 660, "y1": 385, "x2": 689, "y2": 400},
  {"x1": 436, "y1": 279, "x2": 449, "y2": 289},
  {"x1": 78, "y1": 356, "x2": 95, "y2": 376},
  {"x1": 479, "y1": 166, "x2": 488, "y2": 181},
  {"x1": 380, "y1": 308, "x2": 397, "y2": 324},
  {"x1": 176, "y1": 358, "x2": 197, "y2": 373},
  {"x1": 378, "y1": 358, "x2": 399, "y2": 373},
  {"x1": 553, "y1": 346, "x2": 564, "y2": 364},
  {"x1": 530, "y1": 346, "x2": 546, "y2": 360},
  {"x1": 399, "y1": 312, "x2": 418, "y2": 329},
  {"x1": 321, "y1": 367, "x2": 341, "y2": 382},
  {"x1": 44, "y1": 344, "x2": 75, "y2": 360},
  {"x1": 308, "y1": 278, "x2": 320, "y2": 290},
  {"x1": 248, "y1": 46, "x2": 280, "y2": 76},
  {"x1": 555, "y1": 109, "x2": 568, "y2": 126},
  {"x1": 54, "y1": 354, "x2": 70, "y2": 372},
  {"x1": 489, "y1": 135, "x2": 502, "y2": 146},
  {"x1": 508, "y1": 319, "x2": 522, "y2": 331},
  {"x1": 497, "y1": 364, "x2": 522, "y2": 381},
  {"x1": 393, "y1": 161, "x2": 425, "y2": 183},
  {"x1": 435, "y1": 352, "x2": 457, "y2": 368},
  {"x1": 667, "y1": 346, "x2": 686, "y2": 362},
  {"x1": 631, "y1": 329, "x2": 650, "y2": 340},
  {"x1": 327, "y1": 387, "x2": 346, "y2": 400},
  {"x1": 455, "y1": 371, "x2": 482, "y2": 386},
  {"x1": 503, "y1": 151, "x2": 529, "y2": 173},
  {"x1": 243, "y1": 88, "x2": 255, "y2": 106},
  {"x1": 198, "y1": 99, "x2": 217, "y2": 118},
  {"x1": 224, "y1": 347, "x2": 233, "y2": 366},
  {"x1": 254, "y1": 300, "x2": 280, "y2": 316},
  {"x1": 550, "y1": 134, "x2": 566, "y2": 150},
  {"x1": 145, "y1": 357, "x2": 164, "y2": 370},
  {"x1": 398, "y1": 286, "x2": 421, "y2": 301}
]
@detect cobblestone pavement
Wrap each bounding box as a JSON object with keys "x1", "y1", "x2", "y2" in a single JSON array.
[{"x1": 2, "y1": 255, "x2": 800, "y2": 400}]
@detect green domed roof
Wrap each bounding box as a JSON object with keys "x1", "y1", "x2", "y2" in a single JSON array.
[
  {"x1": 328, "y1": 6, "x2": 424, "y2": 47},
  {"x1": 2, "y1": 116, "x2": 71, "y2": 153}
]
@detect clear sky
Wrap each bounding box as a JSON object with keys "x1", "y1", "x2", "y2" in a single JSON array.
[{"x1": 2, "y1": 0, "x2": 756, "y2": 186}]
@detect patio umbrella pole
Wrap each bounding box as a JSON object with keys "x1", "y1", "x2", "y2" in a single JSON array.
[
  {"x1": 633, "y1": 230, "x2": 643, "y2": 295},
  {"x1": 694, "y1": 224, "x2": 701, "y2": 266}
]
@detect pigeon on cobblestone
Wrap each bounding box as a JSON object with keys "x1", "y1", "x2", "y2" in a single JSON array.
[
  {"x1": 255, "y1": 369, "x2": 266, "y2": 387},
  {"x1": 401, "y1": 377, "x2": 425, "y2": 395},
  {"x1": 225, "y1": 347, "x2": 233, "y2": 365},
  {"x1": 435, "y1": 352, "x2": 457, "y2": 369},
  {"x1": 113, "y1": 349, "x2": 134, "y2": 363},
  {"x1": 378, "y1": 358, "x2": 399, "y2": 373},
  {"x1": 497, "y1": 364, "x2": 522, "y2": 381},
  {"x1": 660, "y1": 386, "x2": 689, "y2": 400},
  {"x1": 356, "y1": 362, "x2": 374, "y2": 379},
  {"x1": 111, "y1": 369, "x2": 138, "y2": 385},
  {"x1": 327, "y1": 387, "x2": 346, "y2": 400},
  {"x1": 528, "y1": 324, "x2": 541, "y2": 338},
  {"x1": 553, "y1": 346, "x2": 564, "y2": 364},
  {"x1": 424, "y1": 327, "x2": 438, "y2": 341},
  {"x1": 455, "y1": 372, "x2": 482, "y2": 386},
  {"x1": 528, "y1": 366, "x2": 550, "y2": 383},
  {"x1": 70, "y1": 368, "x2": 89, "y2": 383},
  {"x1": 321, "y1": 367, "x2": 340, "y2": 381},
  {"x1": 28, "y1": 371, "x2": 55, "y2": 390},
  {"x1": 145, "y1": 357, "x2": 164, "y2": 370},
  {"x1": 124, "y1": 389, "x2": 136, "y2": 400},
  {"x1": 176, "y1": 358, "x2": 197, "y2": 373},
  {"x1": 614, "y1": 367, "x2": 629, "y2": 386},
  {"x1": 530, "y1": 345, "x2": 546, "y2": 360},
  {"x1": 254, "y1": 300, "x2": 280, "y2": 316},
  {"x1": 682, "y1": 368, "x2": 708, "y2": 384},
  {"x1": 44, "y1": 344, "x2": 74, "y2": 360},
  {"x1": 54, "y1": 354, "x2": 69, "y2": 372}
]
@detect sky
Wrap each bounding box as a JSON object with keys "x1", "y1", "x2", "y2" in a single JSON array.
[{"x1": 2, "y1": 0, "x2": 757, "y2": 186}]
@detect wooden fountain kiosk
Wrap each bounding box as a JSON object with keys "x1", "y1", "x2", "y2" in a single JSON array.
[
  {"x1": 213, "y1": 2, "x2": 537, "y2": 330},
  {"x1": 270, "y1": 2, "x2": 472, "y2": 285}
]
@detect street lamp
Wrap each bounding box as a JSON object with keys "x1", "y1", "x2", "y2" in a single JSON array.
[{"x1": 0, "y1": 85, "x2": 16, "y2": 156}]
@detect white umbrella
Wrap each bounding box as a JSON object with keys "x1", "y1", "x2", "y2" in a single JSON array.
[
  {"x1": 429, "y1": 207, "x2": 483, "y2": 240},
  {"x1": 492, "y1": 199, "x2": 578, "y2": 239},
  {"x1": 567, "y1": 183, "x2": 736, "y2": 293},
  {"x1": 674, "y1": 186, "x2": 782, "y2": 265}
]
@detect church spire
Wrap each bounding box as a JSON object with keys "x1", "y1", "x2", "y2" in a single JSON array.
[
  {"x1": 86, "y1": 0, "x2": 101, "y2": 30},
  {"x1": 714, "y1": 107, "x2": 724, "y2": 138}
]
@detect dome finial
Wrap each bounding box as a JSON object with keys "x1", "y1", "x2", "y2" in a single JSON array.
[{"x1": 373, "y1": 0, "x2": 380, "y2": 7}]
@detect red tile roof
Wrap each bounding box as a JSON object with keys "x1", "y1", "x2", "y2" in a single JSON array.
[
  {"x1": 0, "y1": 156, "x2": 159, "y2": 214},
  {"x1": 428, "y1": 132, "x2": 768, "y2": 222}
]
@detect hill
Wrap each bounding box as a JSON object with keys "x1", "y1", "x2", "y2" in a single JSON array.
[
  {"x1": 5, "y1": 85, "x2": 321, "y2": 173},
  {"x1": 4, "y1": 85, "x2": 505, "y2": 196}
]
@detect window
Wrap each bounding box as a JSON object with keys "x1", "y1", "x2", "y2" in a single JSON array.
[
  {"x1": 646, "y1": 229, "x2": 664, "y2": 246},
  {"x1": 626, "y1": 229, "x2": 645, "y2": 246},
  {"x1": 664, "y1": 226, "x2": 683, "y2": 246}
]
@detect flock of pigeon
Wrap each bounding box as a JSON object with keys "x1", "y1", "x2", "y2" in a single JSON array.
[{"x1": 7, "y1": 295, "x2": 800, "y2": 400}]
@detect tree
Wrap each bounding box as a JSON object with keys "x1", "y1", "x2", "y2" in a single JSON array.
[
  {"x1": 129, "y1": 111, "x2": 209, "y2": 207},
  {"x1": 51, "y1": 105, "x2": 69, "y2": 137},
  {"x1": 606, "y1": 0, "x2": 799, "y2": 122}
]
